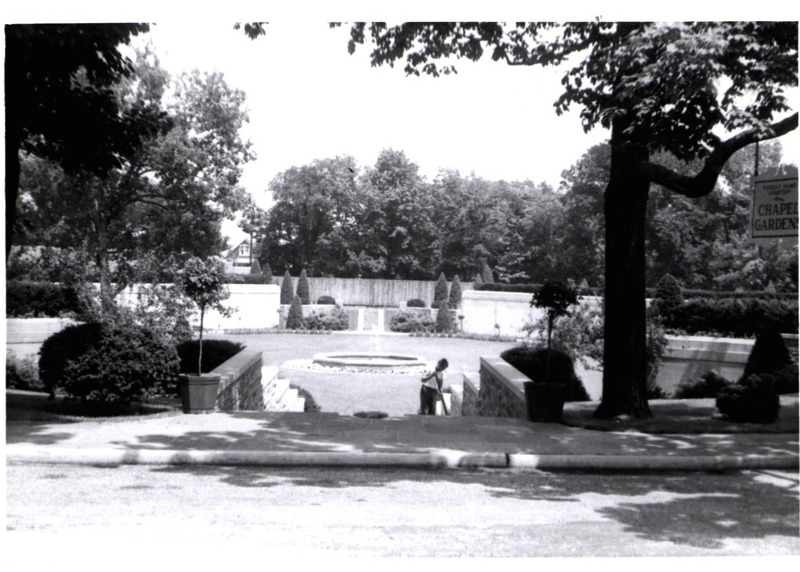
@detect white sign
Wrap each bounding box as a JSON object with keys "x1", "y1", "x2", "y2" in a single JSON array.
[{"x1": 751, "y1": 176, "x2": 798, "y2": 239}]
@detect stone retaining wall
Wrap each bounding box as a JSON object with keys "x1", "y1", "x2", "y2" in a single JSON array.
[
  {"x1": 212, "y1": 350, "x2": 264, "y2": 411},
  {"x1": 473, "y1": 357, "x2": 529, "y2": 419}
]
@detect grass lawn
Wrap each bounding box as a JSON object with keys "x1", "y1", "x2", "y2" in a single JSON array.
[{"x1": 210, "y1": 332, "x2": 603, "y2": 417}]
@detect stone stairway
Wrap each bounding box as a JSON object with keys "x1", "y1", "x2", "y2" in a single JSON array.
[{"x1": 260, "y1": 366, "x2": 305, "y2": 412}]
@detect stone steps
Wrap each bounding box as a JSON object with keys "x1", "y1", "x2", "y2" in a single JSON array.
[{"x1": 261, "y1": 366, "x2": 305, "y2": 412}]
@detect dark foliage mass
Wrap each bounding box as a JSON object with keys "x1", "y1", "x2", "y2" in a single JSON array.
[
  {"x1": 500, "y1": 345, "x2": 590, "y2": 402},
  {"x1": 176, "y1": 339, "x2": 245, "y2": 374},
  {"x1": 6, "y1": 280, "x2": 82, "y2": 317}
]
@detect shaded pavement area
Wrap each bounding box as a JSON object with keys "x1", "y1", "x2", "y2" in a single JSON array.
[{"x1": 5, "y1": 389, "x2": 799, "y2": 471}]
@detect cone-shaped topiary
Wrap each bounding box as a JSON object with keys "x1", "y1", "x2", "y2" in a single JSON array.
[
  {"x1": 742, "y1": 325, "x2": 793, "y2": 379},
  {"x1": 448, "y1": 274, "x2": 462, "y2": 309},
  {"x1": 473, "y1": 273, "x2": 483, "y2": 288},
  {"x1": 481, "y1": 262, "x2": 494, "y2": 283},
  {"x1": 286, "y1": 295, "x2": 304, "y2": 329},
  {"x1": 280, "y1": 271, "x2": 294, "y2": 304},
  {"x1": 435, "y1": 299, "x2": 453, "y2": 333},
  {"x1": 653, "y1": 273, "x2": 683, "y2": 320},
  {"x1": 296, "y1": 269, "x2": 310, "y2": 304},
  {"x1": 263, "y1": 262, "x2": 274, "y2": 284},
  {"x1": 249, "y1": 258, "x2": 262, "y2": 275},
  {"x1": 433, "y1": 272, "x2": 449, "y2": 307}
]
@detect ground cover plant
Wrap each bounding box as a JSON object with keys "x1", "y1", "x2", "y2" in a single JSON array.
[{"x1": 500, "y1": 345, "x2": 591, "y2": 402}]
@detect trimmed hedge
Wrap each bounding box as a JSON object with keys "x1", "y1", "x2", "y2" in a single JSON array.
[
  {"x1": 407, "y1": 298, "x2": 426, "y2": 308},
  {"x1": 390, "y1": 309, "x2": 435, "y2": 333},
  {"x1": 500, "y1": 345, "x2": 590, "y2": 402},
  {"x1": 6, "y1": 281, "x2": 82, "y2": 317},
  {"x1": 716, "y1": 383, "x2": 780, "y2": 423},
  {"x1": 667, "y1": 297, "x2": 798, "y2": 337},
  {"x1": 317, "y1": 295, "x2": 336, "y2": 305},
  {"x1": 176, "y1": 339, "x2": 245, "y2": 375},
  {"x1": 303, "y1": 307, "x2": 350, "y2": 330}
]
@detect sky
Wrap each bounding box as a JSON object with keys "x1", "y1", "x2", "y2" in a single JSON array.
[{"x1": 4, "y1": 3, "x2": 800, "y2": 246}]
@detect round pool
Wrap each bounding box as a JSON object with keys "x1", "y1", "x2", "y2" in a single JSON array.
[{"x1": 312, "y1": 352, "x2": 428, "y2": 369}]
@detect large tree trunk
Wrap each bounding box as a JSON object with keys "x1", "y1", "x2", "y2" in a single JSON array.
[{"x1": 594, "y1": 126, "x2": 652, "y2": 419}]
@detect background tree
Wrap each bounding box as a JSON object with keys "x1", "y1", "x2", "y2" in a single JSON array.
[
  {"x1": 5, "y1": 23, "x2": 151, "y2": 259},
  {"x1": 343, "y1": 22, "x2": 798, "y2": 419},
  {"x1": 13, "y1": 50, "x2": 253, "y2": 305}
]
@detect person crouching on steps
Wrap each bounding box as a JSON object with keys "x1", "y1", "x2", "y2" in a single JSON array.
[{"x1": 419, "y1": 358, "x2": 449, "y2": 415}]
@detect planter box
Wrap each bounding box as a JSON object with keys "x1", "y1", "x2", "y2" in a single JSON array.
[{"x1": 178, "y1": 374, "x2": 221, "y2": 414}]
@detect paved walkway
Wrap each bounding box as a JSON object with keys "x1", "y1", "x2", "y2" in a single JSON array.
[{"x1": 6, "y1": 390, "x2": 799, "y2": 471}]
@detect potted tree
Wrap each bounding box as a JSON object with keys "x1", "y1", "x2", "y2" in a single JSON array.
[
  {"x1": 524, "y1": 281, "x2": 579, "y2": 422},
  {"x1": 176, "y1": 256, "x2": 231, "y2": 414}
]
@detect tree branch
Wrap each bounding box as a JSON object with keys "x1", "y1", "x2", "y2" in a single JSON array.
[{"x1": 638, "y1": 113, "x2": 798, "y2": 198}]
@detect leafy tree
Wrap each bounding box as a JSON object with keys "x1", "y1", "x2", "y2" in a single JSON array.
[
  {"x1": 532, "y1": 281, "x2": 579, "y2": 353},
  {"x1": 343, "y1": 22, "x2": 798, "y2": 418},
  {"x1": 5, "y1": 24, "x2": 151, "y2": 259},
  {"x1": 177, "y1": 257, "x2": 231, "y2": 376},
  {"x1": 280, "y1": 270, "x2": 294, "y2": 304},
  {"x1": 14, "y1": 50, "x2": 252, "y2": 307},
  {"x1": 296, "y1": 268, "x2": 310, "y2": 304},
  {"x1": 259, "y1": 156, "x2": 361, "y2": 275},
  {"x1": 433, "y1": 272, "x2": 449, "y2": 307}
]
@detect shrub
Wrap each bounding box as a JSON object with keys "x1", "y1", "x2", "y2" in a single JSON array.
[
  {"x1": 304, "y1": 307, "x2": 349, "y2": 330},
  {"x1": 6, "y1": 280, "x2": 82, "y2": 317},
  {"x1": 407, "y1": 298, "x2": 426, "y2": 308},
  {"x1": 673, "y1": 370, "x2": 733, "y2": 399},
  {"x1": 39, "y1": 323, "x2": 104, "y2": 398},
  {"x1": 6, "y1": 353, "x2": 44, "y2": 392},
  {"x1": 286, "y1": 295, "x2": 304, "y2": 329},
  {"x1": 176, "y1": 339, "x2": 245, "y2": 374},
  {"x1": 743, "y1": 364, "x2": 799, "y2": 395},
  {"x1": 390, "y1": 310, "x2": 435, "y2": 333},
  {"x1": 60, "y1": 319, "x2": 180, "y2": 406},
  {"x1": 317, "y1": 295, "x2": 336, "y2": 305},
  {"x1": 480, "y1": 262, "x2": 494, "y2": 283},
  {"x1": 296, "y1": 269, "x2": 310, "y2": 304},
  {"x1": 652, "y1": 273, "x2": 683, "y2": 320},
  {"x1": 473, "y1": 273, "x2": 484, "y2": 288},
  {"x1": 500, "y1": 345, "x2": 590, "y2": 402},
  {"x1": 435, "y1": 300, "x2": 454, "y2": 333},
  {"x1": 433, "y1": 272, "x2": 449, "y2": 307},
  {"x1": 742, "y1": 326, "x2": 793, "y2": 379},
  {"x1": 667, "y1": 297, "x2": 798, "y2": 337},
  {"x1": 250, "y1": 258, "x2": 262, "y2": 275},
  {"x1": 263, "y1": 262, "x2": 274, "y2": 284},
  {"x1": 280, "y1": 271, "x2": 294, "y2": 304},
  {"x1": 291, "y1": 384, "x2": 320, "y2": 412},
  {"x1": 716, "y1": 383, "x2": 780, "y2": 423},
  {"x1": 449, "y1": 274, "x2": 463, "y2": 309}
]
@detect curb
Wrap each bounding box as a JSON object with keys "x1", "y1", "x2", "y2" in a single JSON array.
[{"x1": 7, "y1": 446, "x2": 799, "y2": 471}]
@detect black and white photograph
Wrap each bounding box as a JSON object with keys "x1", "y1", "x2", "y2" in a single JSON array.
[{"x1": 3, "y1": 2, "x2": 799, "y2": 567}]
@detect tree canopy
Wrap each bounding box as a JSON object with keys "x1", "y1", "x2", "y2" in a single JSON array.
[{"x1": 341, "y1": 21, "x2": 798, "y2": 419}]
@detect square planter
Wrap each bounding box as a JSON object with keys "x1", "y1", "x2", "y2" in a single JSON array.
[
  {"x1": 178, "y1": 374, "x2": 221, "y2": 414},
  {"x1": 523, "y1": 381, "x2": 567, "y2": 422}
]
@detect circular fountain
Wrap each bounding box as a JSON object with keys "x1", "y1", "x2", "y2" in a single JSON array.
[{"x1": 312, "y1": 352, "x2": 427, "y2": 369}]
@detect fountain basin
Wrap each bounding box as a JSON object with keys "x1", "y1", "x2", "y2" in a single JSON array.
[{"x1": 312, "y1": 352, "x2": 427, "y2": 369}]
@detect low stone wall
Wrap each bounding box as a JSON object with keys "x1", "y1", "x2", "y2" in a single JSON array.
[
  {"x1": 460, "y1": 372, "x2": 481, "y2": 416},
  {"x1": 212, "y1": 350, "x2": 264, "y2": 411},
  {"x1": 6, "y1": 317, "x2": 79, "y2": 359},
  {"x1": 473, "y1": 357, "x2": 529, "y2": 419}
]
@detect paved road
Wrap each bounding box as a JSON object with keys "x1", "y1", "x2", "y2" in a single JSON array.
[{"x1": 6, "y1": 463, "x2": 799, "y2": 560}]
